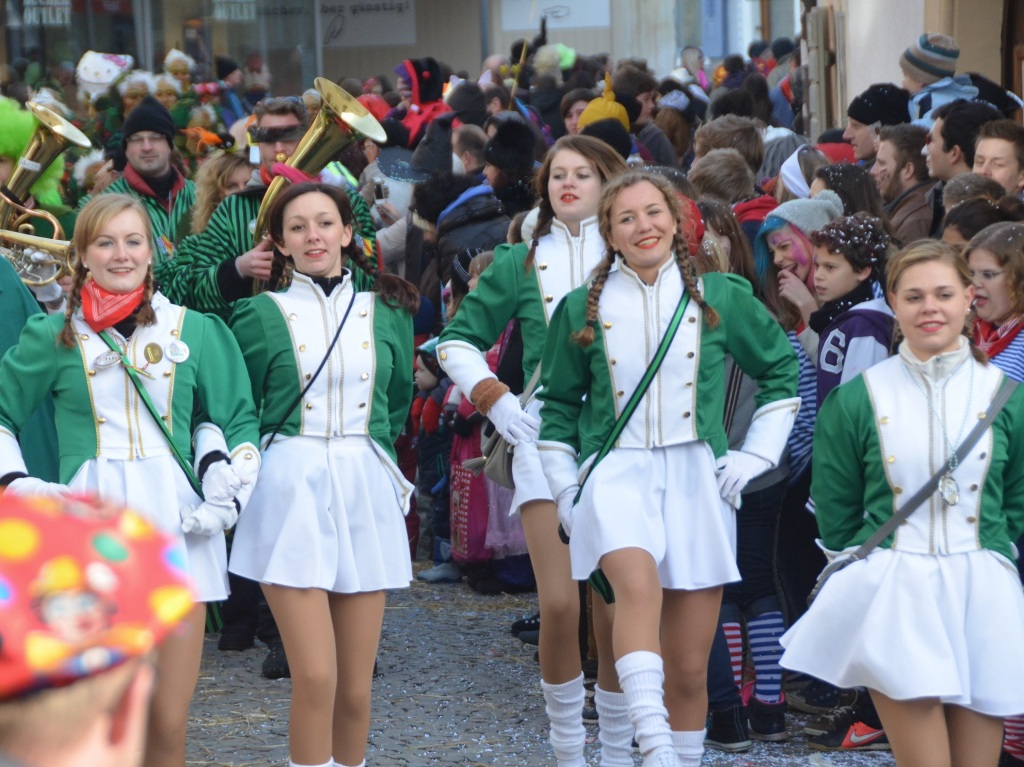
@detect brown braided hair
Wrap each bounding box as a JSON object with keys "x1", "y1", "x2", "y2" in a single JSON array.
[
  {"x1": 265, "y1": 182, "x2": 420, "y2": 313},
  {"x1": 523, "y1": 135, "x2": 628, "y2": 274},
  {"x1": 574, "y1": 170, "x2": 719, "y2": 347},
  {"x1": 59, "y1": 194, "x2": 158, "y2": 348}
]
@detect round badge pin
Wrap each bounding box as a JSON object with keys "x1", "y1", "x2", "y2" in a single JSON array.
[
  {"x1": 165, "y1": 340, "x2": 190, "y2": 364},
  {"x1": 144, "y1": 343, "x2": 163, "y2": 364}
]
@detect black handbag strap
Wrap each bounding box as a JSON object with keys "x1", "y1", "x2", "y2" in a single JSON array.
[
  {"x1": 822, "y1": 375, "x2": 1018, "y2": 577},
  {"x1": 264, "y1": 291, "x2": 357, "y2": 449}
]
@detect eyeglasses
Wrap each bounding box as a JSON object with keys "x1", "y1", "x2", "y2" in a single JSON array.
[{"x1": 970, "y1": 269, "x2": 1005, "y2": 281}]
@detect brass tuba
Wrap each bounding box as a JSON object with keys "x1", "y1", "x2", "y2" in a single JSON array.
[
  {"x1": 251, "y1": 77, "x2": 387, "y2": 244},
  {"x1": 0, "y1": 101, "x2": 92, "y2": 286}
]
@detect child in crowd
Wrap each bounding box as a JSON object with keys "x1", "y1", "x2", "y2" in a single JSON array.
[
  {"x1": 414, "y1": 338, "x2": 458, "y2": 583},
  {"x1": 808, "y1": 214, "x2": 895, "y2": 405}
]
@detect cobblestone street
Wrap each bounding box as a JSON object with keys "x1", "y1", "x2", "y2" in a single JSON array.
[{"x1": 187, "y1": 572, "x2": 896, "y2": 767}]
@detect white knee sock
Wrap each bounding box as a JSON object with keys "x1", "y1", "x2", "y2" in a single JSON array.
[
  {"x1": 288, "y1": 760, "x2": 332, "y2": 767},
  {"x1": 614, "y1": 651, "x2": 673, "y2": 755},
  {"x1": 670, "y1": 730, "x2": 705, "y2": 767},
  {"x1": 540, "y1": 673, "x2": 588, "y2": 767},
  {"x1": 331, "y1": 762, "x2": 364, "y2": 767},
  {"x1": 594, "y1": 685, "x2": 634, "y2": 767}
]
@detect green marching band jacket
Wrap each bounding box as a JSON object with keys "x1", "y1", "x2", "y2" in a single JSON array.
[
  {"x1": 0, "y1": 293, "x2": 260, "y2": 485},
  {"x1": 228, "y1": 271, "x2": 412, "y2": 464},
  {"x1": 536, "y1": 264, "x2": 801, "y2": 500}
]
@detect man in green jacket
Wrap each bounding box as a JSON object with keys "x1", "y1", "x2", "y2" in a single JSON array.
[{"x1": 77, "y1": 95, "x2": 196, "y2": 260}]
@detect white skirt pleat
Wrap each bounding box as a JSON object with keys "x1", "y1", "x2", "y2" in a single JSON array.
[
  {"x1": 780, "y1": 548, "x2": 1024, "y2": 716},
  {"x1": 230, "y1": 435, "x2": 413, "y2": 593},
  {"x1": 570, "y1": 441, "x2": 740, "y2": 589}
]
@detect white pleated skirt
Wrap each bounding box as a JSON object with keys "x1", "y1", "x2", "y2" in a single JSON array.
[
  {"x1": 70, "y1": 454, "x2": 226, "y2": 602},
  {"x1": 229, "y1": 434, "x2": 414, "y2": 593},
  {"x1": 570, "y1": 442, "x2": 740, "y2": 589},
  {"x1": 780, "y1": 548, "x2": 1024, "y2": 716}
]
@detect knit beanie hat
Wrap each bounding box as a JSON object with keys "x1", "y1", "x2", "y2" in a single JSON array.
[
  {"x1": 900, "y1": 33, "x2": 959, "y2": 86},
  {"x1": 846, "y1": 83, "x2": 910, "y2": 127},
  {"x1": 580, "y1": 118, "x2": 632, "y2": 160},
  {"x1": 122, "y1": 95, "x2": 176, "y2": 147},
  {"x1": 771, "y1": 37, "x2": 796, "y2": 61},
  {"x1": 483, "y1": 118, "x2": 536, "y2": 174},
  {"x1": 416, "y1": 337, "x2": 442, "y2": 377},
  {"x1": 577, "y1": 74, "x2": 630, "y2": 132},
  {"x1": 767, "y1": 189, "x2": 844, "y2": 235},
  {"x1": 215, "y1": 56, "x2": 240, "y2": 82}
]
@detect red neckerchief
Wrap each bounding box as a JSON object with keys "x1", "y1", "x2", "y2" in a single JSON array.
[
  {"x1": 974, "y1": 316, "x2": 1024, "y2": 358},
  {"x1": 80, "y1": 279, "x2": 145, "y2": 333},
  {"x1": 123, "y1": 164, "x2": 186, "y2": 212}
]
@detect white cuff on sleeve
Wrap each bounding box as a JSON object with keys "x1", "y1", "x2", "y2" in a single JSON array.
[
  {"x1": 537, "y1": 440, "x2": 580, "y2": 500},
  {"x1": 192, "y1": 423, "x2": 229, "y2": 473},
  {"x1": 740, "y1": 396, "x2": 801, "y2": 469},
  {"x1": 229, "y1": 442, "x2": 261, "y2": 510},
  {"x1": 0, "y1": 426, "x2": 28, "y2": 477},
  {"x1": 436, "y1": 340, "x2": 495, "y2": 402}
]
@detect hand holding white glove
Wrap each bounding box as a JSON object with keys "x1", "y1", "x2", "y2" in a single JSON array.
[
  {"x1": 5, "y1": 476, "x2": 72, "y2": 498},
  {"x1": 715, "y1": 450, "x2": 772, "y2": 500},
  {"x1": 486, "y1": 392, "x2": 540, "y2": 446},
  {"x1": 180, "y1": 499, "x2": 238, "y2": 536},
  {"x1": 555, "y1": 487, "x2": 579, "y2": 538},
  {"x1": 201, "y1": 460, "x2": 248, "y2": 505},
  {"x1": 26, "y1": 249, "x2": 64, "y2": 305}
]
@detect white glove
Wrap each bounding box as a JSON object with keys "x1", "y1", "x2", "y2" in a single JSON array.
[
  {"x1": 26, "y1": 249, "x2": 63, "y2": 304},
  {"x1": 486, "y1": 392, "x2": 540, "y2": 446},
  {"x1": 555, "y1": 487, "x2": 579, "y2": 537},
  {"x1": 180, "y1": 499, "x2": 238, "y2": 536},
  {"x1": 201, "y1": 460, "x2": 247, "y2": 505},
  {"x1": 5, "y1": 476, "x2": 72, "y2": 497},
  {"x1": 715, "y1": 450, "x2": 772, "y2": 500}
]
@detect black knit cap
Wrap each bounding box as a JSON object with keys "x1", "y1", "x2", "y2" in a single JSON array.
[
  {"x1": 122, "y1": 95, "x2": 176, "y2": 147},
  {"x1": 581, "y1": 118, "x2": 632, "y2": 160},
  {"x1": 215, "y1": 56, "x2": 240, "y2": 81},
  {"x1": 483, "y1": 118, "x2": 536, "y2": 174},
  {"x1": 847, "y1": 83, "x2": 911, "y2": 127}
]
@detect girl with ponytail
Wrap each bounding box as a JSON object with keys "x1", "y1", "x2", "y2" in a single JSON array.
[
  {"x1": 228, "y1": 182, "x2": 418, "y2": 767},
  {"x1": 437, "y1": 135, "x2": 628, "y2": 767},
  {"x1": 538, "y1": 170, "x2": 800, "y2": 767},
  {"x1": 0, "y1": 192, "x2": 261, "y2": 767}
]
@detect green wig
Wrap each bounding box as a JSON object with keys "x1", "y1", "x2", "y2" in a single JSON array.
[{"x1": 0, "y1": 97, "x2": 66, "y2": 209}]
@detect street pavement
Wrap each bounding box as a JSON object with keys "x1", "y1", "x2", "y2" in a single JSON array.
[{"x1": 187, "y1": 571, "x2": 895, "y2": 767}]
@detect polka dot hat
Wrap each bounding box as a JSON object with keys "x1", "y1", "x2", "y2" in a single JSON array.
[{"x1": 0, "y1": 493, "x2": 195, "y2": 699}]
